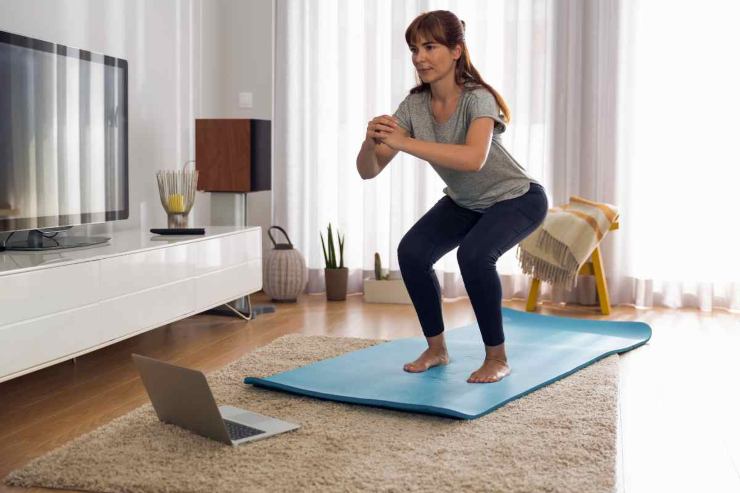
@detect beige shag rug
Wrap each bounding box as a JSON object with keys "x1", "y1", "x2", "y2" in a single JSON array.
[{"x1": 5, "y1": 334, "x2": 619, "y2": 493}]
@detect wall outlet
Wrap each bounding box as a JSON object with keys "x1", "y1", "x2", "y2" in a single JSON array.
[{"x1": 238, "y1": 92, "x2": 253, "y2": 108}]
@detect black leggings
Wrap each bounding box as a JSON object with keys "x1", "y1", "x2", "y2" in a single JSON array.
[{"x1": 397, "y1": 183, "x2": 548, "y2": 346}]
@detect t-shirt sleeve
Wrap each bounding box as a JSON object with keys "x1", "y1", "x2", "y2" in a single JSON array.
[
  {"x1": 393, "y1": 95, "x2": 414, "y2": 138},
  {"x1": 468, "y1": 89, "x2": 507, "y2": 135}
]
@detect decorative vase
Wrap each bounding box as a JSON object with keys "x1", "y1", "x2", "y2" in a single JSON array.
[
  {"x1": 262, "y1": 226, "x2": 308, "y2": 302},
  {"x1": 156, "y1": 163, "x2": 198, "y2": 228},
  {"x1": 325, "y1": 267, "x2": 348, "y2": 301}
]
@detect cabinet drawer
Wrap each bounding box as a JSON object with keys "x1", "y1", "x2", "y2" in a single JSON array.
[
  {"x1": 194, "y1": 230, "x2": 261, "y2": 275},
  {"x1": 0, "y1": 303, "x2": 107, "y2": 378},
  {"x1": 97, "y1": 278, "x2": 195, "y2": 342},
  {"x1": 0, "y1": 279, "x2": 195, "y2": 379},
  {"x1": 99, "y1": 243, "x2": 197, "y2": 299},
  {"x1": 0, "y1": 261, "x2": 100, "y2": 327},
  {"x1": 194, "y1": 259, "x2": 262, "y2": 310}
]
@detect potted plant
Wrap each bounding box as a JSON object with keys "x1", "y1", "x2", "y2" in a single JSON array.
[
  {"x1": 320, "y1": 223, "x2": 348, "y2": 301},
  {"x1": 363, "y1": 252, "x2": 412, "y2": 304}
]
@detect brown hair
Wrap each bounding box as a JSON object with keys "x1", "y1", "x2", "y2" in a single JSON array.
[{"x1": 405, "y1": 10, "x2": 511, "y2": 124}]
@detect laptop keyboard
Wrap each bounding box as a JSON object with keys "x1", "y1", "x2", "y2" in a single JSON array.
[{"x1": 224, "y1": 419, "x2": 265, "y2": 440}]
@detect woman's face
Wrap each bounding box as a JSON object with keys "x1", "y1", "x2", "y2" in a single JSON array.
[{"x1": 409, "y1": 34, "x2": 461, "y2": 84}]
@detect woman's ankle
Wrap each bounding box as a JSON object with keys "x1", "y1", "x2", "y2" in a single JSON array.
[
  {"x1": 484, "y1": 342, "x2": 507, "y2": 363},
  {"x1": 425, "y1": 333, "x2": 447, "y2": 354}
]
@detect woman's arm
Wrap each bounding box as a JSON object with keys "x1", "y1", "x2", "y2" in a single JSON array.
[
  {"x1": 356, "y1": 138, "x2": 399, "y2": 180},
  {"x1": 379, "y1": 117, "x2": 495, "y2": 172},
  {"x1": 356, "y1": 115, "x2": 408, "y2": 180}
]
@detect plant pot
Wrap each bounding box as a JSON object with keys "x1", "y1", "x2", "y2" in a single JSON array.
[
  {"x1": 325, "y1": 267, "x2": 349, "y2": 301},
  {"x1": 363, "y1": 278, "x2": 413, "y2": 304}
]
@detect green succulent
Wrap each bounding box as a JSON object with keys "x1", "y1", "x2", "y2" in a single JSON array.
[{"x1": 320, "y1": 223, "x2": 344, "y2": 269}]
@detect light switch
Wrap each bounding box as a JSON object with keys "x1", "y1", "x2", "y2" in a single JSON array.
[{"x1": 238, "y1": 92, "x2": 253, "y2": 108}]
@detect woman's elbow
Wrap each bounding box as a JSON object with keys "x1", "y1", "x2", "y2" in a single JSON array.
[
  {"x1": 356, "y1": 167, "x2": 372, "y2": 180},
  {"x1": 469, "y1": 155, "x2": 487, "y2": 172},
  {"x1": 356, "y1": 164, "x2": 376, "y2": 180}
]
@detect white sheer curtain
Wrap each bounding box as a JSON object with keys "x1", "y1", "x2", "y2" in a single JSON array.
[
  {"x1": 273, "y1": 0, "x2": 740, "y2": 313},
  {"x1": 612, "y1": 0, "x2": 740, "y2": 312}
]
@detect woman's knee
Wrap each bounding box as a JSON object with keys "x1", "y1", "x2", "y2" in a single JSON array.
[
  {"x1": 397, "y1": 234, "x2": 430, "y2": 271},
  {"x1": 457, "y1": 243, "x2": 496, "y2": 274}
]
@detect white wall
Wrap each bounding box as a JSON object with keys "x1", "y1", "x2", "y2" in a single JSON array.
[
  {"x1": 198, "y1": 0, "x2": 273, "y2": 120},
  {"x1": 0, "y1": 0, "x2": 274, "y2": 242}
]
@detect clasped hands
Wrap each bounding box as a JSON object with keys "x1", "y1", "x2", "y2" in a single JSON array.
[{"x1": 366, "y1": 115, "x2": 408, "y2": 150}]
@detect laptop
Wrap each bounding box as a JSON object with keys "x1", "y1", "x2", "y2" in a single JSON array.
[{"x1": 132, "y1": 354, "x2": 300, "y2": 446}]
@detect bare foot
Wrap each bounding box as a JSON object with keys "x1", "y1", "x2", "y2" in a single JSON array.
[
  {"x1": 403, "y1": 348, "x2": 449, "y2": 373},
  {"x1": 467, "y1": 357, "x2": 511, "y2": 383}
]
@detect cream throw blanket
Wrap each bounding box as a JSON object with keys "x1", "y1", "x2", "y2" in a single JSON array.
[{"x1": 516, "y1": 196, "x2": 619, "y2": 289}]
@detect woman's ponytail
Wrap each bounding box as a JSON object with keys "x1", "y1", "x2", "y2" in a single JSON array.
[{"x1": 456, "y1": 44, "x2": 511, "y2": 124}]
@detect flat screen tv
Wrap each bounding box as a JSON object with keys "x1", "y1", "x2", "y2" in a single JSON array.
[{"x1": 0, "y1": 30, "x2": 128, "y2": 250}]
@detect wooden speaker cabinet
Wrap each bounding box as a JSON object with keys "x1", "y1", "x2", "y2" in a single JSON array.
[{"x1": 195, "y1": 119, "x2": 251, "y2": 192}]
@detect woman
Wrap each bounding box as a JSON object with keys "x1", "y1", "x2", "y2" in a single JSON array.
[{"x1": 355, "y1": 10, "x2": 548, "y2": 383}]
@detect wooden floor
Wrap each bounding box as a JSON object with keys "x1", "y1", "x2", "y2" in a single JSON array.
[{"x1": 1, "y1": 292, "x2": 739, "y2": 493}]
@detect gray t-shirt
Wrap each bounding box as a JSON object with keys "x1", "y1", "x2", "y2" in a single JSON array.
[{"x1": 393, "y1": 83, "x2": 539, "y2": 211}]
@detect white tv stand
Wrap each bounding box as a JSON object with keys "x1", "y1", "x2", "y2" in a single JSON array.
[{"x1": 0, "y1": 226, "x2": 262, "y2": 382}]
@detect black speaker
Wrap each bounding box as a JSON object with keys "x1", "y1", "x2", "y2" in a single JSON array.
[{"x1": 250, "y1": 119, "x2": 271, "y2": 192}]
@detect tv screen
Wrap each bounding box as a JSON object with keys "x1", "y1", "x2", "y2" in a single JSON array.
[{"x1": 0, "y1": 30, "x2": 128, "y2": 234}]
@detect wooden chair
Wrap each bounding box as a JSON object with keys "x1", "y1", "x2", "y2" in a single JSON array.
[{"x1": 525, "y1": 222, "x2": 619, "y2": 315}]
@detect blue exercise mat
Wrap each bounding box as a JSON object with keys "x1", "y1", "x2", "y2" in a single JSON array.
[{"x1": 243, "y1": 307, "x2": 651, "y2": 420}]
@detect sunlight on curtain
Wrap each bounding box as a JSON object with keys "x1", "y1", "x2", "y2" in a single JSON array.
[{"x1": 617, "y1": 0, "x2": 740, "y2": 310}]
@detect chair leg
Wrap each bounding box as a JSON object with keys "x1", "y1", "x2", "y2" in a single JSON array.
[
  {"x1": 591, "y1": 246, "x2": 611, "y2": 315},
  {"x1": 526, "y1": 278, "x2": 541, "y2": 312}
]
